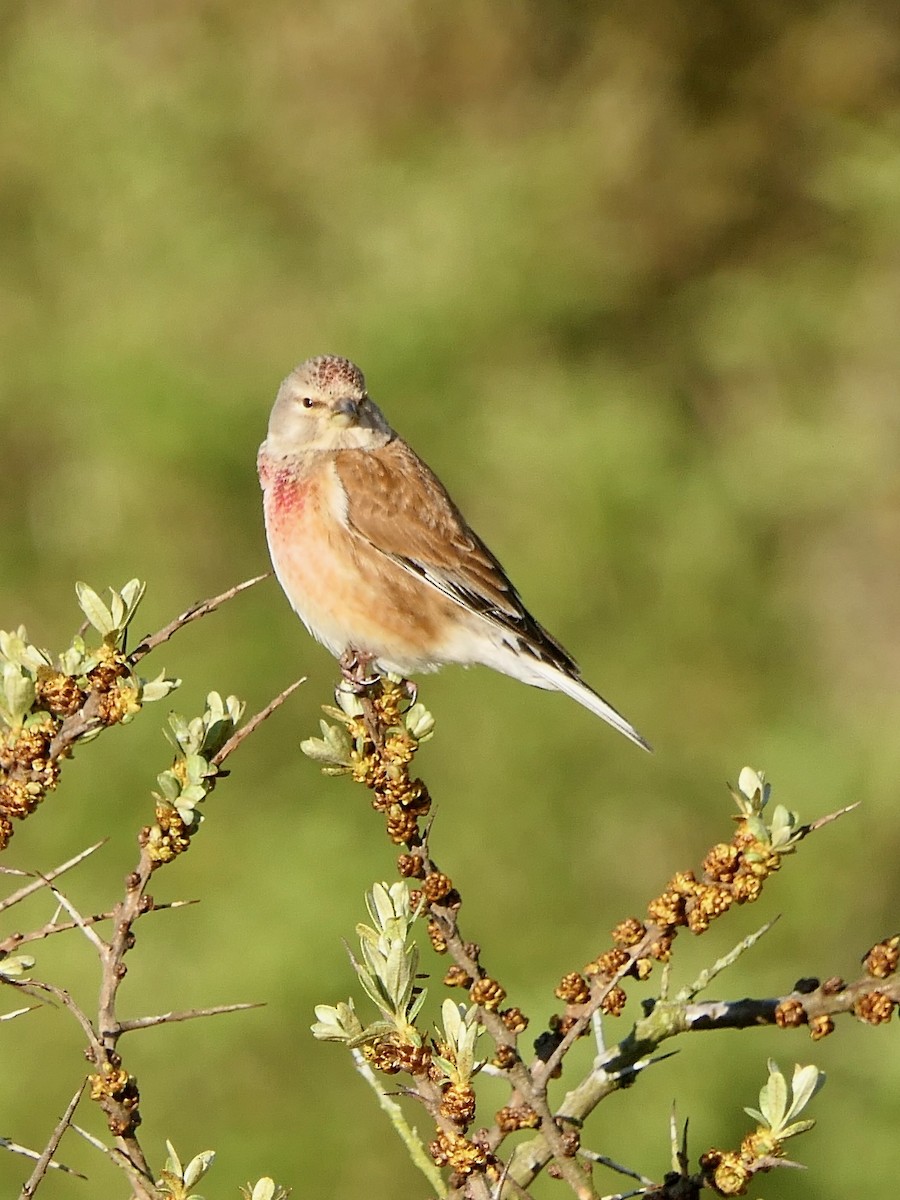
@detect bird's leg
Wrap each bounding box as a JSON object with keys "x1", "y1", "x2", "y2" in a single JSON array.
[
  {"x1": 337, "y1": 649, "x2": 386, "y2": 743},
  {"x1": 338, "y1": 647, "x2": 381, "y2": 693}
]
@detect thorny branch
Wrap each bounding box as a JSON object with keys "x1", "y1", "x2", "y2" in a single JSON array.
[
  {"x1": 18, "y1": 1083, "x2": 86, "y2": 1200},
  {"x1": 127, "y1": 573, "x2": 269, "y2": 664},
  {"x1": 0, "y1": 578, "x2": 299, "y2": 1198},
  {"x1": 306, "y1": 675, "x2": 889, "y2": 1200}
]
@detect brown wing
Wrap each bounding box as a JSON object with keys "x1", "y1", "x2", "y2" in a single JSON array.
[{"x1": 333, "y1": 439, "x2": 580, "y2": 673}]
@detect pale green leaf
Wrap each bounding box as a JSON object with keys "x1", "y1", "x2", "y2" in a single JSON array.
[
  {"x1": 183, "y1": 1149, "x2": 215, "y2": 1188},
  {"x1": 75, "y1": 582, "x2": 115, "y2": 636},
  {"x1": 787, "y1": 1064, "x2": 826, "y2": 1121}
]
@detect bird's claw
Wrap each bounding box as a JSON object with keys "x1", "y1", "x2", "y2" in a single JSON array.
[{"x1": 339, "y1": 648, "x2": 381, "y2": 693}]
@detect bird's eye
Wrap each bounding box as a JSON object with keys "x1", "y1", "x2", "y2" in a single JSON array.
[{"x1": 301, "y1": 396, "x2": 316, "y2": 409}]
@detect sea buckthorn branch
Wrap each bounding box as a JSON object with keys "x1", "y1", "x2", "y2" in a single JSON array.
[
  {"x1": 0, "y1": 580, "x2": 181, "y2": 851},
  {"x1": 126, "y1": 573, "x2": 269, "y2": 665},
  {"x1": 531, "y1": 770, "x2": 856, "y2": 1091},
  {"x1": 611, "y1": 1060, "x2": 828, "y2": 1199},
  {"x1": 509, "y1": 781, "x2": 858, "y2": 1194},
  {"x1": 306, "y1": 678, "x2": 606, "y2": 1199},
  {"x1": 306, "y1": 684, "x2": 874, "y2": 1200},
  {"x1": 0, "y1": 574, "x2": 270, "y2": 853},
  {"x1": 1, "y1": 577, "x2": 297, "y2": 1199}
]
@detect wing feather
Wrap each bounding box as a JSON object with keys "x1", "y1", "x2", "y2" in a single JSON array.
[{"x1": 333, "y1": 440, "x2": 579, "y2": 674}]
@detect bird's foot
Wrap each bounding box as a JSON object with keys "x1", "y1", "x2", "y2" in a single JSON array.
[{"x1": 339, "y1": 648, "x2": 381, "y2": 693}]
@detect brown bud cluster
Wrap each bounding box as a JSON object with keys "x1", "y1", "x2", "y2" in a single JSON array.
[
  {"x1": 35, "y1": 669, "x2": 86, "y2": 717},
  {"x1": 699, "y1": 1148, "x2": 751, "y2": 1196},
  {"x1": 89, "y1": 1063, "x2": 142, "y2": 1136},
  {"x1": 611, "y1": 917, "x2": 647, "y2": 947},
  {"x1": 469, "y1": 977, "x2": 506, "y2": 1011},
  {"x1": 500, "y1": 1006, "x2": 529, "y2": 1033},
  {"x1": 553, "y1": 819, "x2": 791, "y2": 1035},
  {"x1": 423, "y1": 872, "x2": 454, "y2": 903},
  {"x1": 600, "y1": 986, "x2": 628, "y2": 1016},
  {"x1": 429, "y1": 1130, "x2": 489, "y2": 1178},
  {"x1": 365, "y1": 1038, "x2": 432, "y2": 1076},
  {"x1": 809, "y1": 1013, "x2": 834, "y2": 1040},
  {"x1": 347, "y1": 681, "x2": 432, "y2": 847},
  {"x1": 549, "y1": 1012, "x2": 580, "y2": 1038},
  {"x1": 427, "y1": 917, "x2": 448, "y2": 954},
  {"x1": 0, "y1": 646, "x2": 149, "y2": 850},
  {"x1": 495, "y1": 1104, "x2": 540, "y2": 1132},
  {"x1": 144, "y1": 804, "x2": 192, "y2": 865},
  {"x1": 585, "y1": 948, "x2": 629, "y2": 980},
  {"x1": 396, "y1": 852, "x2": 424, "y2": 878},
  {"x1": 774, "y1": 998, "x2": 807, "y2": 1028},
  {"x1": 854, "y1": 990, "x2": 895, "y2": 1025},
  {"x1": 492, "y1": 1043, "x2": 518, "y2": 1069},
  {"x1": 555, "y1": 972, "x2": 590, "y2": 1005},
  {"x1": 96, "y1": 683, "x2": 141, "y2": 726},
  {"x1": 439, "y1": 1083, "x2": 476, "y2": 1126},
  {"x1": 443, "y1": 965, "x2": 473, "y2": 989},
  {"x1": 0, "y1": 716, "x2": 63, "y2": 848},
  {"x1": 865, "y1": 936, "x2": 900, "y2": 979}
]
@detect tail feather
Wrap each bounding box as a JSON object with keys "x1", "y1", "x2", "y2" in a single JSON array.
[
  {"x1": 548, "y1": 667, "x2": 652, "y2": 752},
  {"x1": 495, "y1": 645, "x2": 652, "y2": 751}
]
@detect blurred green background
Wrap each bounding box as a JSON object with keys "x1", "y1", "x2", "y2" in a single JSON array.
[{"x1": 1, "y1": 2, "x2": 899, "y2": 1196}]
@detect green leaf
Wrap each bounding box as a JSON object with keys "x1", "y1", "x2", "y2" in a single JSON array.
[
  {"x1": 3, "y1": 664, "x2": 35, "y2": 725},
  {"x1": 182, "y1": 1149, "x2": 215, "y2": 1188},
  {"x1": 737, "y1": 766, "x2": 765, "y2": 804},
  {"x1": 408, "y1": 987, "x2": 428, "y2": 1022},
  {"x1": 248, "y1": 1181, "x2": 276, "y2": 1200},
  {"x1": 301, "y1": 736, "x2": 341, "y2": 763},
  {"x1": 119, "y1": 579, "x2": 146, "y2": 624},
  {"x1": 780, "y1": 1118, "x2": 816, "y2": 1139},
  {"x1": 163, "y1": 1139, "x2": 183, "y2": 1179},
  {"x1": 185, "y1": 754, "x2": 212, "y2": 784},
  {"x1": 405, "y1": 702, "x2": 435, "y2": 741},
  {"x1": 156, "y1": 772, "x2": 181, "y2": 801},
  {"x1": 0, "y1": 954, "x2": 36, "y2": 979},
  {"x1": 177, "y1": 784, "x2": 208, "y2": 808},
  {"x1": 786, "y1": 1063, "x2": 826, "y2": 1121},
  {"x1": 141, "y1": 670, "x2": 181, "y2": 703},
  {"x1": 759, "y1": 1060, "x2": 788, "y2": 1129},
  {"x1": 75, "y1": 582, "x2": 115, "y2": 636}
]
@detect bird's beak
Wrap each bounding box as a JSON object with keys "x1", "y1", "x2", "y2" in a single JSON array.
[{"x1": 330, "y1": 397, "x2": 359, "y2": 428}]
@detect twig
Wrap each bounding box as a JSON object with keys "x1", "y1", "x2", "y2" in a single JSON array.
[
  {"x1": 6, "y1": 980, "x2": 102, "y2": 1055},
  {"x1": 0, "y1": 913, "x2": 112, "y2": 956},
  {"x1": 680, "y1": 971, "x2": 900, "y2": 1030},
  {"x1": 211, "y1": 677, "x2": 306, "y2": 767},
  {"x1": 351, "y1": 1048, "x2": 447, "y2": 1197},
  {"x1": 128, "y1": 573, "x2": 270, "y2": 664},
  {"x1": 42, "y1": 882, "x2": 106, "y2": 952},
  {"x1": 674, "y1": 919, "x2": 777, "y2": 1003},
  {"x1": 804, "y1": 802, "x2": 860, "y2": 833},
  {"x1": 0, "y1": 842, "x2": 107, "y2": 914},
  {"x1": 1, "y1": 1005, "x2": 38, "y2": 1022},
  {"x1": 1, "y1": 1137, "x2": 84, "y2": 1180},
  {"x1": 118, "y1": 1001, "x2": 264, "y2": 1033},
  {"x1": 579, "y1": 1150, "x2": 653, "y2": 1185},
  {"x1": 0, "y1": 899, "x2": 197, "y2": 956},
  {"x1": 18, "y1": 1081, "x2": 86, "y2": 1198}
]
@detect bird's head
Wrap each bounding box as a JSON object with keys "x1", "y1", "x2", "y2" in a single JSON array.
[{"x1": 265, "y1": 355, "x2": 393, "y2": 454}]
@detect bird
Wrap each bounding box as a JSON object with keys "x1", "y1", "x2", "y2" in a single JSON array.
[{"x1": 257, "y1": 355, "x2": 650, "y2": 751}]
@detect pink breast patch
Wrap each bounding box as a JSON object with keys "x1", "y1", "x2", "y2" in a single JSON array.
[{"x1": 264, "y1": 466, "x2": 311, "y2": 531}]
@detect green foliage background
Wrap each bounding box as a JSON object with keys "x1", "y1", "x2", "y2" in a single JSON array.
[{"x1": 1, "y1": 3, "x2": 899, "y2": 1196}]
